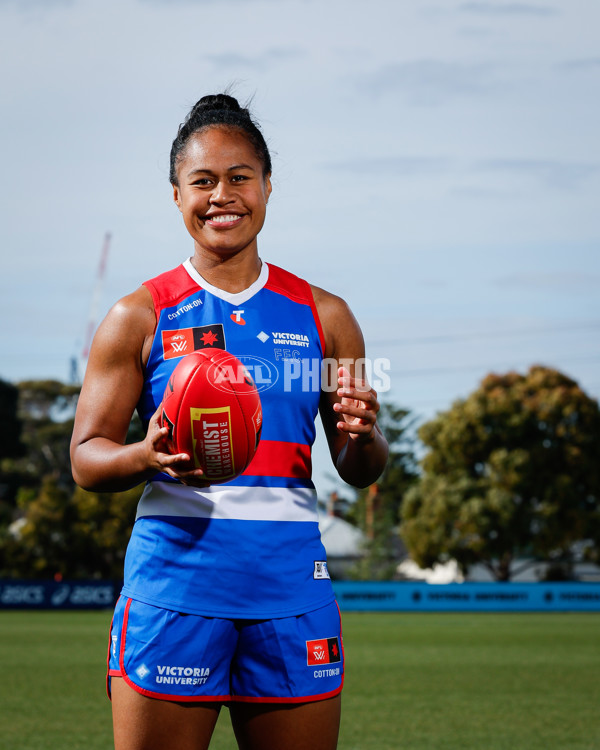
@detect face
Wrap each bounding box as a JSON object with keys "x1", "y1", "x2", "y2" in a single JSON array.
[{"x1": 173, "y1": 126, "x2": 272, "y2": 259}]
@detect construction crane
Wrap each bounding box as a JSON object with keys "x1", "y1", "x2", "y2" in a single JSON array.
[{"x1": 70, "y1": 232, "x2": 111, "y2": 384}]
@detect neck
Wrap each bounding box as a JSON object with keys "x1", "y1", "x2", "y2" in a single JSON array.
[{"x1": 190, "y1": 247, "x2": 262, "y2": 293}]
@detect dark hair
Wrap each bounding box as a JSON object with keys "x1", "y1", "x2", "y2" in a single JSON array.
[{"x1": 169, "y1": 93, "x2": 272, "y2": 185}]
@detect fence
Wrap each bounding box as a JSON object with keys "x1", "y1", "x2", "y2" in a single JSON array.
[{"x1": 1, "y1": 579, "x2": 599, "y2": 611}]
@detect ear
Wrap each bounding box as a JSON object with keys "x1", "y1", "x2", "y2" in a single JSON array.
[
  {"x1": 264, "y1": 173, "x2": 272, "y2": 203},
  {"x1": 173, "y1": 184, "x2": 182, "y2": 212}
]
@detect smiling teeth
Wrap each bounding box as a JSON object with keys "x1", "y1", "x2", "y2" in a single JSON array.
[{"x1": 209, "y1": 215, "x2": 240, "y2": 223}]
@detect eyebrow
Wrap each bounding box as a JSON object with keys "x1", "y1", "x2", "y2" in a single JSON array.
[{"x1": 186, "y1": 164, "x2": 256, "y2": 178}]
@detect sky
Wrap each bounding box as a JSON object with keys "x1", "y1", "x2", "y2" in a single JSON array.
[{"x1": 1, "y1": 0, "x2": 599, "y2": 497}]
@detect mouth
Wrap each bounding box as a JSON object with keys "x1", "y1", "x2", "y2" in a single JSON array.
[{"x1": 204, "y1": 214, "x2": 244, "y2": 228}]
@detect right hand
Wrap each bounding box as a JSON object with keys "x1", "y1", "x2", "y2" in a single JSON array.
[{"x1": 145, "y1": 406, "x2": 212, "y2": 488}]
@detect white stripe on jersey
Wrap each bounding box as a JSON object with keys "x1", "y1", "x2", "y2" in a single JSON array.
[{"x1": 136, "y1": 481, "x2": 319, "y2": 523}]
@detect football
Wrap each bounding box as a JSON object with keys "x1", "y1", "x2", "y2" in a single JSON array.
[{"x1": 160, "y1": 349, "x2": 262, "y2": 483}]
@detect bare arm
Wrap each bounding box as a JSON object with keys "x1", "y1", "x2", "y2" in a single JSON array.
[
  {"x1": 70, "y1": 286, "x2": 206, "y2": 491},
  {"x1": 313, "y1": 286, "x2": 389, "y2": 489}
]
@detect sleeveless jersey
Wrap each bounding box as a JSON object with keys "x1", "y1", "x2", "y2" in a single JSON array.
[{"x1": 120, "y1": 259, "x2": 335, "y2": 618}]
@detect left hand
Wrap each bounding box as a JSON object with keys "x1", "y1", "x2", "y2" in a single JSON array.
[{"x1": 333, "y1": 366, "x2": 380, "y2": 442}]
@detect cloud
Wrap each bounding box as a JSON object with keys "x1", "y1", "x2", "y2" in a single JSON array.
[
  {"x1": 322, "y1": 156, "x2": 451, "y2": 177},
  {"x1": 206, "y1": 47, "x2": 304, "y2": 71},
  {"x1": 361, "y1": 60, "x2": 501, "y2": 105},
  {"x1": 475, "y1": 158, "x2": 600, "y2": 189},
  {"x1": 458, "y1": 2, "x2": 557, "y2": 16}
]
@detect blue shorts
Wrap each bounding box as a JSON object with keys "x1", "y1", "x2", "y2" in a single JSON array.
[{"x1": 107, "y1": 596, "x2": 344, "y2": 704}]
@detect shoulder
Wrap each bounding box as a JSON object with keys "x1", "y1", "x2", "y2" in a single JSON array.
[
  {"x1": 108, "y1": 285, "x2": 155, "y2": 329},
  {"x1": 309, "y1": 283, "x2": 364, "y2": 360},
  {"x1": 92, "y1": 285, "x2": 156, "y2": 365},
  {"x1": 143, "y1": 261, "x2": 198, "y2": 311},
  {"x1": 310, "y1": 284, "x2": 353, "y2": 321},
  {"x1": 264, "y1": 263, "x2": 314, "y2": 304}
]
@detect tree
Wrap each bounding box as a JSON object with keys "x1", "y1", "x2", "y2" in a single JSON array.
[
  {"x1": 347, "y1": 403, "x2": 418, "y2": 580},
  {"x1": 0, "y1": 379, "x2": 146, "y2": 579},
  {"x1": 401, "y1": 366, "x2": 600, "y2": 581},
  {"x1": 2, "y1": 380, "x2": 81, "y2": 497},
  {"x1": 0, "y1": 379, "x2": 24, "y2": 460},
  {"x1": 0, "y1": 478, "x2": 142, "y2": 579},
  {"x1": 0, "y1": 379, "x2": 25, "y2": 522}
]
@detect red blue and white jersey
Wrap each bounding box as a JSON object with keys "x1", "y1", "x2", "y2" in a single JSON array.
[{"x1": 120, "y1": 259, "x2": 335, "y2": 618}]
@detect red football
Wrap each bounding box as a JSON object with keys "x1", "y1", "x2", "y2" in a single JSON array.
[{"x1": 159, "y1": 349, "x2": 262, "y2": 483}]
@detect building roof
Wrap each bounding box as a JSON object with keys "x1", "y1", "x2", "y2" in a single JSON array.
[{"x1": 318, "y1": 514, "x2": 365, "y2": 558}]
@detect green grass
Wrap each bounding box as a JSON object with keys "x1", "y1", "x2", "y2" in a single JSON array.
[{"x1": 0, "y1": 611, "x2": 598, "y2": 749}]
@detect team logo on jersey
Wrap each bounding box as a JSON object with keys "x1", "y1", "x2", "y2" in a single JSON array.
[
  {"x1": 162, "y1": 325, "x2": 226, "y2": 360},
  {"x1": 306, "y1": 637, "x2": 341, "y2": 666}
]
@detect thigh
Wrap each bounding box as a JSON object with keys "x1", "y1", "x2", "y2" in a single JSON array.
[
  {"x1": 229, "y1": 694, "x2": 341, "y2": 750},
  {"x1": 112, "y1": 676, "x2": 221, "y2": 750}
]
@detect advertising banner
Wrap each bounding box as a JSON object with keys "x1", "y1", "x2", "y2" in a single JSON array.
[
  {"x1": 333, "y1": 582, "x2": 600, "y2": 612},
  {"x1": 0, "y1": 579, "x2": 119, "y2": 610},
  {"x1": 2, "y1": 579, "x2": 599, "y2": 612}
]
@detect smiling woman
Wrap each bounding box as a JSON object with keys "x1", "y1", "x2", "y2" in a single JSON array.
[
  {"x1": 70, "y1": 93, "x2": 388, "y2": 750},
  {"x1": 173, "y1": 126, "x2": 271, "y2": 263}
]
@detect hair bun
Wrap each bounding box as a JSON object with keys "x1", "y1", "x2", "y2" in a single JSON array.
[
  {"x1": 192, "y1": 94, "x2": 248, "y2": 117},
  {"x1": 170, "y1": 92, "x2": 271, "y2": 184}
]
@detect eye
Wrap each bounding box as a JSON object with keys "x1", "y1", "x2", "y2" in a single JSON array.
[
  {"x1": 192, "y1": 178, "x2": 213, "y2": 187},
  {"x1": 231, "y1": 174, "x2": 249, "y2": 183}
]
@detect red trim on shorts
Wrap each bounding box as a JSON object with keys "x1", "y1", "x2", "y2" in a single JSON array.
[
  {"x1": 230, "y1": 684, "x2": 343, "y2": 704},
  {"x1": 105, "y1": 603, "x2": 117, "y2": 700},
  {"x1": 116, "y1": 597, "x2": 232, "y2": 703}
]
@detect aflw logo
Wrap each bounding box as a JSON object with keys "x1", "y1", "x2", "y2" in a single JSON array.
[
  {"x1": 306, "y1": 637, "x2": 341, "y2": 666},
  {"x1": 171, "y1": 339, "x2": 188, "y2": 353},
  {"x1": 161, "y1": 325, "x2": 226, "y2": 360}
]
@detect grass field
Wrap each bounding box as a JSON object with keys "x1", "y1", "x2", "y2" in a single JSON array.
[{"x1": 0, "y1": 610, "x2": 598, "y2": 750}]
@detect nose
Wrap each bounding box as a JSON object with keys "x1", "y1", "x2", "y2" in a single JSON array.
[{"x1": 210, "y1": 180, "x2": 234, "y2": 206}]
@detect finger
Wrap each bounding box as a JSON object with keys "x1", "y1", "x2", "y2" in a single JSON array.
[
  {"x1": 162, "y1": 463, "x2": 206, "y2": 480},
  {"x1": 335, "y1": 419, "x2": 375, "y2": 439},
  {"x1": 161, "y1": 451, "x2": 193, "y2": 466},
  {"x1": 337, "y1": 366, "x2": 371, "y2": 391},
  {"x1": 337, "y1": 378, "x2": 371, "y2": 394},
  {"x1": 333, "y1": 399, "x2": 371, "y2": 416},
  {"x1": 151, "y1": 425, "x2": 170, "y2": 441},
  {"x1": 163, "y1": 462, "x2": 211, "y2": 487},
  {"x1": 336, "y1": 387, "x2": 378, "y2": 411}
]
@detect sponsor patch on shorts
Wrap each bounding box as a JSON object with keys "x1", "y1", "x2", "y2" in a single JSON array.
[{"x1": 306, "y1": 637, "x2": 342, "y2": 666}]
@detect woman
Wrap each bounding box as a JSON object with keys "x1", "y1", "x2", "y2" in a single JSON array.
[{"x1": 71, "y1": 94, "x2": 388, "y2": 750}]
